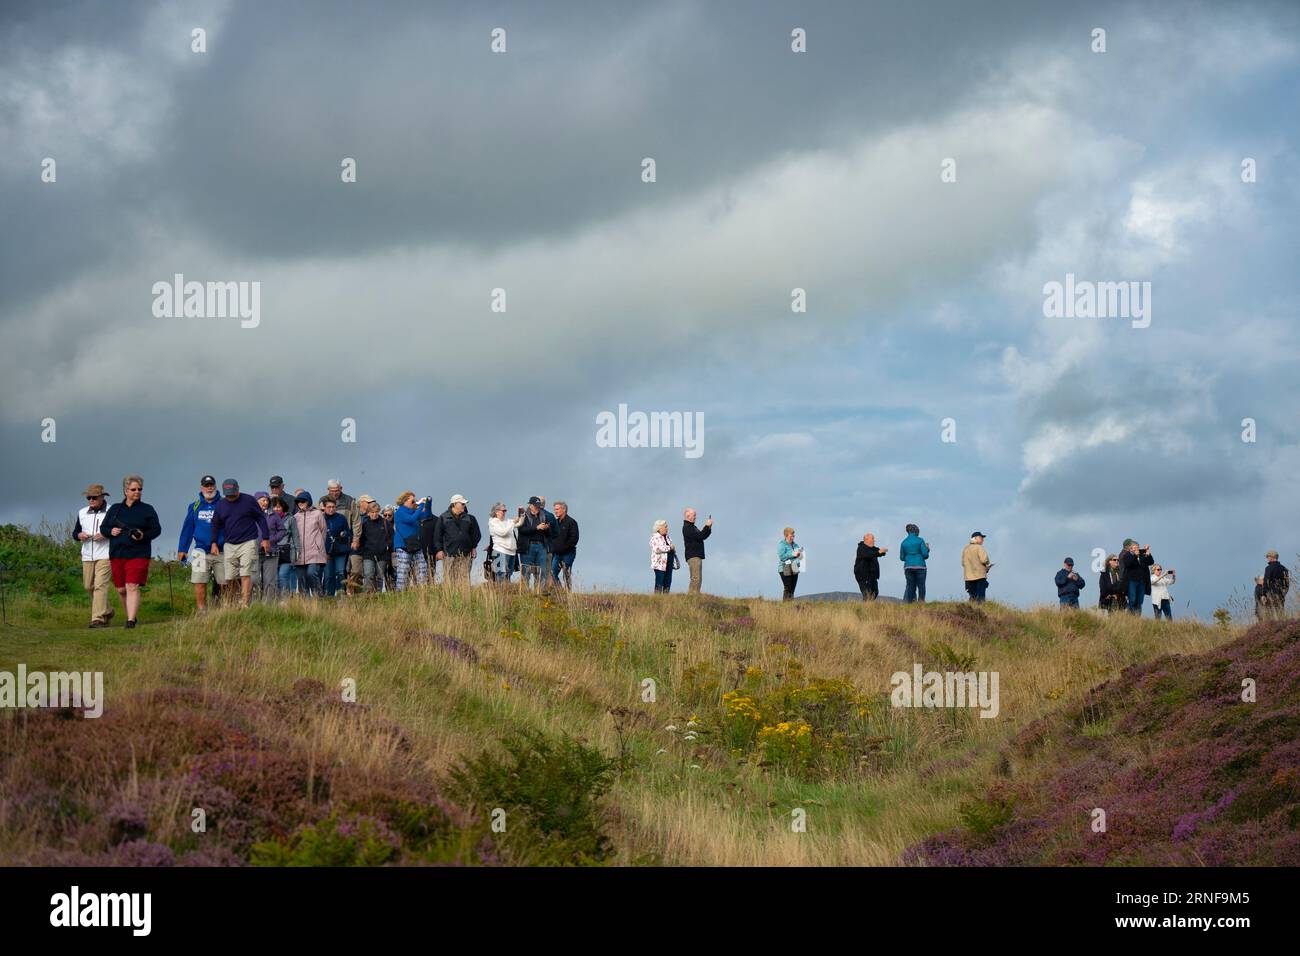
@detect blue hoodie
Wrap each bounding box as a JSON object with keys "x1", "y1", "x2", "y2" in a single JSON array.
[
  {"x1": 394, "y1": 498, "x2": 432, "y2": 550},
  {"x1": 178, "y1": 493, "x2": 225, "y2": 554},
  {"x1": 899, "y1": 533, "x2": 930, "y2": 569}
]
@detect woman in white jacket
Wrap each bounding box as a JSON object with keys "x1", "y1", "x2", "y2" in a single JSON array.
[
  {"x1": 1150, "y1": 564, "x2": 1176, "y2": 620},
  {"x1": 487, "y1": 502, "x2": 524, "y2": 583}
]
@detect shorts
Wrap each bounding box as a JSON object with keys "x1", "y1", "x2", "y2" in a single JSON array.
[
  {"x1": 111, "y1": 557, "x2": 151, "y2": 587},
  {"x1": 224, "y1": 539, "x2": 260, "y2": 579},
  {"x1": 188, "y1": 547, "x2": 229, "y2": 585}
]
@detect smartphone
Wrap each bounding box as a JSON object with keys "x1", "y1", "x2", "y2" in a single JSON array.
[{"x1": 518, "y1": 507, "x2": 524, "y2": 516}]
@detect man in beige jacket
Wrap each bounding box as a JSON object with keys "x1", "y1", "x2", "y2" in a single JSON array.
[{"x1": 961, "y1": 532, "x2": 992, "y2": 603}]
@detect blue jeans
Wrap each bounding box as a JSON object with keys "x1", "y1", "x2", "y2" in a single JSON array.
[
  {"x1": 904, "y1": 567, "x2": 927, "y2": 603},
  {"x1": 277, "y1": 558, "x2": 296, "y2": 594},
  {"x1": 521, "y1": 542, "x2": 549, "y2": 588},
  {"x1": 325, "y1": 554, "x2": 348, "y2": 596},
  {"x1": 1127, "y1": 579, "x2": 1145, "y2": 614},
  {"x1": 493, "y1": 552, "x2": 519, "y2": 583},
  {"x1": 654, "y1": 565, "x2": 673, "y2": 593},
  {"x1": 965, "y1": 578, "x2": 988, "y2": 603},
  {"x1": 552, "y1": 551, "x2": 575, "y2": 589},
  {"x1": 295, "y1": 563, "x2": 324, "y2": 595},
  {"x1": 1059, "y1": 595, "x2": 1079, "y2": 607},
  {"x1": 1153, "y1": 599, "x2": 1172, "y2": 620}
]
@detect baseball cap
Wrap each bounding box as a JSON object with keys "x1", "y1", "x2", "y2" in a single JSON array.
[
  {"x1": 527, "y1": 496, "x2": 542, "y2": 506},
  {"x1": 269, "y1": 475, "x2": 284, "y2": 487},
  {"x1": 1063, "y1": 557, "x2": 1074, "y2": 566},
  {"x1": 221, "y1": 478, "x2": 240, "y2": 495},
  {"x1": 358, "y1": 494, "x2": 375, "y2": 505},
  {"x1": 971, "y1": 531, "x2": 986, "y2": 538},
  {"x1": 201, "y1": 475, "x2": 216, "y2": 487},
  {"x1": 255, "y1": 491, "x2": 270, "y2": 501},
  {"x1": 1122, "y1": 538, "x2": 1135, "y2": 549},
  {"x1": 450, "y1": 494, "x2": 468, "y2": 505}
]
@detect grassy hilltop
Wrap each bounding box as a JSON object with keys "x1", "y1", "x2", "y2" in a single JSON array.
[{"x1": 0, "y1": 524, "x2": 1295, "y2": 866}]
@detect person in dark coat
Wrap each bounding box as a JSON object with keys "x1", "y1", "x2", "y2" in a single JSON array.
[
  {"x1": 1262, "y1": 550, "x2": 1290, "y2": 619},
  {"x1": 433, "y1": 494, "x2": 482, "y2": 584},
  {"x1": 853, "y1": 533, "x2": 888, "y2": 601},
  {"x1": 1098, "y1": 554, "x2": 1126, "y2": 613},
  {"x1": 100, "y1": 474, "x2": 163, "y2": 628},
  {"x1": 1119, "y1": 539, "x2": 1154, "y2": 614},
  {"x1": 1054, "y1": 557, "x2": 1086, "y2": 607},
  {"x1": 549, "y1": 501, "x2": 580, "y2": 590},
  {"x1": 517, "y1": 497, "x2": 552, "y2": 589},
  {"x1": 681, "y1": 508, "x2": 713, "y2": 595}
]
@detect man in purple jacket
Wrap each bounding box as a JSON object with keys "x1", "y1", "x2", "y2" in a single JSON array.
[{"x1": 210, "y1": 478, "x2": 270, "y2": 609}]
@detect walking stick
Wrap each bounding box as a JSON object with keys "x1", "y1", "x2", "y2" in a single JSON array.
[
  {"x1": 165, "y1": 554, "x2": 174, "y2": 611},
  {"x1": 0, "y1": 563, "x2": 7, "y2": 626}
]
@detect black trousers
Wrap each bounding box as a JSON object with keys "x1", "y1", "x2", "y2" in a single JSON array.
[
  {"x1": 780, "y1": 572, "x2": 798, "y2": 601},
  {"x1": 858, "y1": 578, "x2": 878, "y2": 601}
]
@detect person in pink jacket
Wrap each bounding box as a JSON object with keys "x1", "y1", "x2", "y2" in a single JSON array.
[{"x1": 287, "y1": 491, "x2": 328, "y2": 595}]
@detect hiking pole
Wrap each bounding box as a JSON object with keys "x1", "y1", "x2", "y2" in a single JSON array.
[
  {"x1": 165, "y1": 554, "x2": 175, "y2": 612},
  {"x1": 0, "y1": 563, "x2": 7, "y2": 626}
]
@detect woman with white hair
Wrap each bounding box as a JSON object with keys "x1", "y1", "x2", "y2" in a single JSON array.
[
  {"x1": 488, "y1": 502, "x2": 523, "y2": 583},
  {"x1": 650, "y1": 519, "x2": 677, "y2": 593}
]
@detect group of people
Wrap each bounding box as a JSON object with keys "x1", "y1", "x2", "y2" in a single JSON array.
[
  {"x1": 849, "y1": 525, "x2": 989, "y2": 605},
  {"x1": 74, "y1": 474, "x2": 587, "y2": 627},
  {"x1": 73, "y1": 477, "x2": 1292, "y2": 626},
  {"x1": 1068, "y1": 540, "x2": 1176, "y2": 617}
]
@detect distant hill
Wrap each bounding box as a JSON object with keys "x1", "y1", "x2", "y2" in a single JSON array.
[{"x1": 800, "y1": 590, "x2": 901, "y2": 603}]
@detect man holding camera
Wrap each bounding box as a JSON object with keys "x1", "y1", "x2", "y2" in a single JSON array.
[
  {"x1": 1119, "y1": 539, "x2": 1155, "y2": 615},
  {"x1": 682, "y1": 508, "x2": 712, "y2": 595},
  {"x1": 517, "y1": 497, "x2": 552, "y2": 589}
]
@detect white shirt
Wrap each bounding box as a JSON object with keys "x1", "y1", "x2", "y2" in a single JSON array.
[
  {"x1": 488, "y1": 516, "x2": 520, "y2": 555},
  {"x1": 76, "y1": 504, "x2": 111, "y2": 561},
  {"x1": 1150, "y1": 572, "x2": 1175, "y2": 603}
]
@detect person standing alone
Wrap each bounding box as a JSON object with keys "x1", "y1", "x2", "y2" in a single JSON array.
[
  {"x1": 961, "y1": 532, "x2": 992, "y2": 603},
  {"x1": 1054, "y1": 558, "x2": 1085, "y2": 607}
]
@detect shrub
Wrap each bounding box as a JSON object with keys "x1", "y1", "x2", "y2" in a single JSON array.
[{"x1": 445, "y1": 728, "x2": 616, "y2": 865}]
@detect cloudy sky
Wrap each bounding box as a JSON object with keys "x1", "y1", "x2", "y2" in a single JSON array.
[{"x1": 2, "y1": 0, "x2": 1297, "y2": 614}]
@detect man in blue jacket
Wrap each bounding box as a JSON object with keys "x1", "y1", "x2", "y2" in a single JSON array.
[
  {"x1": 177, "y1": 475, "x2": 226, "y2": 611},
  {"x1": 1054, "y1": 557, "x2": 1086, "y2": 607},
  {"x1": 210, "y1": 478, "x2": 270, "y2": 609},
  {"x1": 899, "y1": 523, "x2": 930, "y2": 603}
]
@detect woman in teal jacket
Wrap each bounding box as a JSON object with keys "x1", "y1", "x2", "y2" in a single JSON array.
[
  {"x1": 777, "y1": 527, "x2": 803, "y2": 601},
  {"x1": 899, "y1": 523, "x2": 930, "y2": 604}
]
